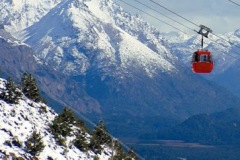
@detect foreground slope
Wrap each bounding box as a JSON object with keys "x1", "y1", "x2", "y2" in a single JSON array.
[{"x1": 0, "y1": 77, "x2": 125, "y2": 159}]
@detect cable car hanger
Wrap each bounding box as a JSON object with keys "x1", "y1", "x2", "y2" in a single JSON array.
[
  {"x1": 192, "y1": 25, "x2": 214, "y2": 74},
  {"x1": 195, "y1": 25, "x2": 212, "y2": 49}
]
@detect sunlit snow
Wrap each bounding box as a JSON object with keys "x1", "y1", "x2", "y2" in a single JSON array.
[{"x1": 0, "y1": 78, "x2": 113, "y2": 159}]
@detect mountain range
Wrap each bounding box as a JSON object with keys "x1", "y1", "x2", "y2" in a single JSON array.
[{"x1": 1, "y1": 0, "x2": 240, "y2": 159}]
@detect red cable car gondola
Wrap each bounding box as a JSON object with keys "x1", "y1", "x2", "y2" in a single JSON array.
[
  {"x1": 191, "y1": 25, "x2": 214, "y2": 74},
  {"x1": 191, "y1": 50, "x2": 214, "y2": 73}
]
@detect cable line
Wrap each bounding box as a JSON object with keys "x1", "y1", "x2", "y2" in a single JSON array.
[
  {"x1": 132, "y1": 0, "x2": 194, "y2": 32},
  {"x1": 228, "y1": 0, "x2": 240, "y2": 7},
  {"x1": 149, "y1": 0, "x2": 240, "y2": 52},
  {"x1": 118, "y1": 0, "x2": 188, "y2": 35},
  {"x1": 149, "y1": 0, "x2": 199, "y2": 27},
  {"x1": 118, "y1": 0, "x2": 240, "y2": 58},
  {"x1": 133, "y1": 0, "x2": 239, "y2": 56}
]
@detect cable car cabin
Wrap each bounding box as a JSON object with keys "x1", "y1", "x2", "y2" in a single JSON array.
[{"x1": 191, "y1": 50, "x2": 214, "y2": 73}]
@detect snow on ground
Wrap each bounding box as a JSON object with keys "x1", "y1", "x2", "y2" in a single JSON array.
[
  {"x1": 86, "y1": 0, "x2": 114, "y2": 24},
  {"x1": 1, "y1": 0, "x2": 62, "y2": 33},
  {"x1": 0, "y1": 78, "x2": 112, "y2": 159}
]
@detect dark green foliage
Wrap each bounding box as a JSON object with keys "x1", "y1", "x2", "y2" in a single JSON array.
[
  {"x1": 74, "y1": 130, "x2": 88, "y2": 151},
  {"x1": 89, "y1": 120, "x2": 112, "y2": 154},
  {"x1": 49, "y1": 107, "x2": 132, "y2": 157},
  {"x1": 125, "y1": 147, "x2": 138, "y2": 160},
  {"x1": 25, "y1": 130, "x2": 45, "y2": 156},
  {"x1": 50, "y1": 107, "x2": 77, "y2": 145},
  {"x1": 112, "y1": 140, "x2": 128, "y2": 159},
  {"x1": 75, "y1": 120, "x2": 90, "y2": 134},
  {"x1": 0, "y1": 77, "x2": 22, "y2": 104},
  {"x1": 21, "y1": 72, "x2": 42, "y2": 102}
]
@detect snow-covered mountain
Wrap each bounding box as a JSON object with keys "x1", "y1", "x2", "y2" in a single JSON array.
[
  {"x1": 0, "y1": 78, "x2": 114, "y2": 160},
  {"x1": 1, "y1": 0, "x2": 240, "y2": 146},
  {"x1": 0, "y1": 0, "x2": 61, "y2": 33},
  {"x1": 15, "y1": 0, "x2": 176, "y2": 77}
]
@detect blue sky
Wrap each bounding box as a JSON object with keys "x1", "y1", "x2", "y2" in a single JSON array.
[{"x1": 114, "y1": 0, "x2": 240, "y2": 34}]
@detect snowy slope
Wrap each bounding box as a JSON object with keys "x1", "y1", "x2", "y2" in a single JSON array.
[
  {"x1": 0, "y1": 78, "x2": 112, "y2": 160},
  {"x1": 0, "y1": 0, "x2": 61, "y2": 33}
]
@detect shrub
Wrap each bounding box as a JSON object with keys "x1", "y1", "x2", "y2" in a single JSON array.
[
  {"x1": 0, "y1": 77, "x2": 22, "y2": 104},
  {"x1": 25, "y1": 130, "x2": 45, "y2": 156}
]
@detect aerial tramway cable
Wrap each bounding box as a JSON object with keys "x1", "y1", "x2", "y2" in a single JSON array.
[
  {"x1": 118, "y1": 0, "x2": 239, "y2": 59},
  {"x1": 149, "y1": 0, "x2": 240, "y2": 52},
  {"x1": 149, "y1": 0, "x2": 199, "y2": 27},
  {"x1": 132, "y1": 0, "x2": 194, "y2": 32},
  {"x1": 132, "y1": 0, "x2": 238, "y2": 58},
  {"x1": 118, "y1": 0, "x2": 188, "y2": 34},
  {"x1": 228, "y1": 0, "x2": 240, "y2": 7}
]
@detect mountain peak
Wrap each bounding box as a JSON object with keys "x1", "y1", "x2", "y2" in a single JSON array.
[{"x1": 1, "y1": 0, "x2": 62, "y2": 32}]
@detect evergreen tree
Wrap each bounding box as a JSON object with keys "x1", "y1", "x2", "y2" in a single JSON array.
[
  {"x1": 75, "y1": 120, "x2": 90, "y2": 134},
  {"x1": 113, "y1": 140, "x2": 128, "y2": 159},
  {"x1": 125, "y1": 147, "x2": 138, "y2": 160},
  {"x1": 74, "y1": 130, "x2": 88, "y2": 151},
  {"x1": 0, "y1": 77, "x2": 22, "y2": 104},
  {"x1": 21, "y1": 72, "x2": 42, "y2": 102},
  {"x1": 89, "y1": 120, "x2": 112, "y2": 154},
  {"x1": 50, "y1": 107, "x2": 77, "y2": 145},
  {"x1": 25, "y1": 130, "x2": 45, "y2": 156}
]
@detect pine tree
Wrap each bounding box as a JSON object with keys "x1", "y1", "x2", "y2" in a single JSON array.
[
  {"x1": 25, "y1": 130, "x2": 45, "y2": 156},
  {"x1": 125, "y1": 147, "x2": 138, "y2": 160},
  {"x1": 21, "y1": 72, "x2": 42, "y2": 102},
  {"x1": 50, "y1": 107, "x2": 77, "y2": 145},
  {"x1": 0, "y1": 77, "x2": 22, "y2": 104},
  {"x1": 89, "y1": 120, "x2": 112, "y2": 154},
  {"x1": 113, "y1": 140, "x2": 128, "y2": 159},
  {"x1": 74, "y1": 130, "x2": 88, "y2": 151}
]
